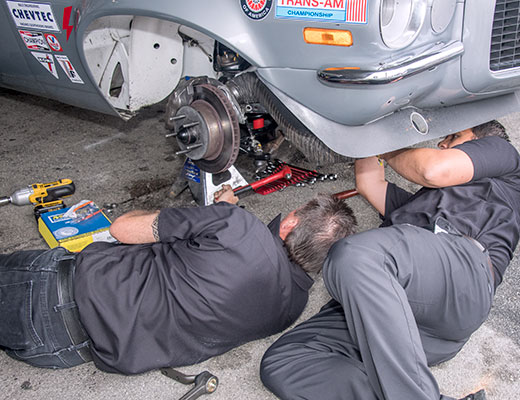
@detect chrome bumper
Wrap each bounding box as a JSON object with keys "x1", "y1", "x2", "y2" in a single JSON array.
[{"x1": 318, "y1": 41, "x2": 464, "y2": 85}]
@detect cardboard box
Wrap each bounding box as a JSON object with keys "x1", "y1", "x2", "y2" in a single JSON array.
[{"x1": 38, "y1": 202, "x2": 115, "y2": 252}]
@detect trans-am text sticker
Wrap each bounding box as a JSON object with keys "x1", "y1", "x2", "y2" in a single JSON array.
[
  {"x1": 7, "y1": 1, "x2": 59, "y2": 31},
  {"x1": 19, "y1": 30, "x2": 49, "y2": 51},
  {"x1": 31, "y1": 51, "x2": 58, "y2": 78},
  {"x1": 55, "y1": 54, "x2": 84, "y2": 84},
  {"x1": 275, "y1": 0, "x2": 367, "y2": 23}
]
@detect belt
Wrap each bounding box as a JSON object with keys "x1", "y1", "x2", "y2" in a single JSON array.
[
  {"x1": 464, "y1": 236, "x2": 495, "y2": 284},
  {"x1": 427, "y1": 218, "x2": 495, "y2": 285},
  {"x1": 56, "y1": 258, "x2": 92, "y2": 362}
]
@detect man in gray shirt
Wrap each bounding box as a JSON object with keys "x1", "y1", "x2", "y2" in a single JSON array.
[
  {"x1": 0, "y1": 185, "x2": 356, "y2": 374},
  {"x1": 261, "y1": 121, "x2": 517, "y2": 400}
]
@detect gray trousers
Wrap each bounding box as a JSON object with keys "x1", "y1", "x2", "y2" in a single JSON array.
[{"x1": 261, "y1": 224, "x2": 494, "y2": 400}]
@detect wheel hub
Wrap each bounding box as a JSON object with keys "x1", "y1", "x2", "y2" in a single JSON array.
[{"x1": 167, "y1": 82, "x2": 240, "y2": 173}]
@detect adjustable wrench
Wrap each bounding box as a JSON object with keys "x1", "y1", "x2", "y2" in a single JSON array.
[{"x1": 161, "y1": 368, "x2": 218, "y2": 400}]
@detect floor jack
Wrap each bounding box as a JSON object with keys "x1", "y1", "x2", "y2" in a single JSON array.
[{"x1": 169, "y1": 159, "x2": 249, "y2": 205}]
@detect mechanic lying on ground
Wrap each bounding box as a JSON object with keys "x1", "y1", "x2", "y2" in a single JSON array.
[
  {"x1": 260, "y1": 121, "x2": 519, "y2": 400},
  {"x1": 0, "y1": 185, "x2": 356, "y2": 374}
]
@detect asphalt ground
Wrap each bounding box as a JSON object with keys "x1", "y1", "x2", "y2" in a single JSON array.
[{"x1": 0, "y1": 88, "x2": 519, "y2": 400}]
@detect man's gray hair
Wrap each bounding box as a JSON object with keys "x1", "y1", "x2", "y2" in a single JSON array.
[
  {"x1": 284, "y1": 194, "x2": 357, "y2": 274},
  {"x1": 472, "y1": 120, "x2": 509, "y2": 141}
]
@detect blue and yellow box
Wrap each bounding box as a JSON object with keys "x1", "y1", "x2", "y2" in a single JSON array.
[{"x1": 38, "y1": 202, "x2": 115, "y2": 252}]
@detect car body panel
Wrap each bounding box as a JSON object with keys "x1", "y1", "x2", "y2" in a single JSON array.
[{"x1": 1, "y1": 0, "x2": 520, "y2": 159}]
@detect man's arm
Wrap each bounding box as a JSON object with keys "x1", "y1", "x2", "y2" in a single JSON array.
[
  {"x1": 355, "y1": 156, "x2": 388, "y2": 215},
  {"x1": 381, "y1": 147, "x2": 474, "y2": 188},
  {"x1": 109, "y1": 210, "x2": 160, "y2": 244}
]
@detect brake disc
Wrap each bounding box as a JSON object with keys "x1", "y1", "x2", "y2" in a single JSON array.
[{"x1": 167, "y1": 82, "x2": 240, "y2": 174}]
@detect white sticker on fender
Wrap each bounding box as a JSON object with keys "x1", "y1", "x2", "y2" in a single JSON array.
[
  {"x1": 55, "y1": 54, "x2": 84, "y2": 84},
  {"x1": 7, "y1": 1, "x2": 59, "y2": 31},
  {"x1": 19, "y1": 30, "x2": 50, "y2": 51},
  {"x1": 275, "y1": 0, "x2": 367, "y2": 23},
  {"x1": 31, "y1": 51, "x2": 58, "y2": 79}
]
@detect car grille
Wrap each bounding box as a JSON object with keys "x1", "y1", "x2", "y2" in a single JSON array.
[{"x1": 490, "y1": 0, "x2": 520, "y2": 71}]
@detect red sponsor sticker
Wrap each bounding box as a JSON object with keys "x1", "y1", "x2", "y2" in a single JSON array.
[
  {"x1": 246, "y1": 0, "x2": 267, "y2": 11},
  {"x1": 19, "y1": 30, "x2": 50, "y2": 51},
  {"x1": 44, "y1": 33, "x2": 63, "y2": 52},
  {"x1": 63, "y1": 6, "x2": 74, "y2": 40},
  {"x1": 241, "y1": 0, "x2": 272, "y2": 19}
]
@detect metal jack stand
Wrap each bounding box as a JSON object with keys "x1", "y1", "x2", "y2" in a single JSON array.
[
  {"x1": 170, "y1": 159, "x2": 248, "y2": 205},
  {"x1": 161, "y1": 368, "x2": 218, "y2": 400}
]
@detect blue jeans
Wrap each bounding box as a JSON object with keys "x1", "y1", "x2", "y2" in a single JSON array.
[{"x1": 0, "y1": 247, "x2": 90, "y2": 368}]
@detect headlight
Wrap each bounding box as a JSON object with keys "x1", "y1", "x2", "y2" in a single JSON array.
[{"x1": 380, "y1": 0, "x2": 427, "y2": 49}]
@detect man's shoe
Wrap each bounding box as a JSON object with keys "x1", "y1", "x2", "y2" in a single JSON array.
[{"x1": 458, "y1": 389, "x2": 486, "y2": 400}]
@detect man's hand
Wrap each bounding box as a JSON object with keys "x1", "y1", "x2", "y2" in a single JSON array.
[{"x1": 214, "y1": 184, "x2": 239, "y2": 204}]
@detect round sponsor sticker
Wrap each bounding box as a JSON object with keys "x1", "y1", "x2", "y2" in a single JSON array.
[
  {"x1": 45, "y1": 33, "x2": 63, "y2": 52},
  {"x1": 241, "y1": 0, "x2": 272, "y2": 20}
]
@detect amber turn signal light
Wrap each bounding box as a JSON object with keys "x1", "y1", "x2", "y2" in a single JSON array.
[{"x1": 303, "y1": 28, "x2": 353, "y2": 47}]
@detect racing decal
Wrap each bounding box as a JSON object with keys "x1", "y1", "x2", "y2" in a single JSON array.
[
  {"x1": 44, "y1": 33, "x2": 62, "y2": 51},
  {"x1": 6, "y1": 1, "x2": 59, "y2": 31},
  {"x1": 31, "y1": 51, "x2": 58, "y2": 79},
  {"x1": 346, "y1": 0, "x2": 366, "y2": 23},
  {"x1": 275, "y1": 0, "x2": 367, "y2": 23},
  {"x1": 55, "y1": 54, "x2": 84, "y2": 84},
  {"x1": 18, "y1": 30, "x2": 50, "y2": 51},
  {"x1": 62, "y1": 6, "x2": 73, "y2": 40},
  {"x1": 241, "y1": 0, "x2": 273, "y2": 20}
]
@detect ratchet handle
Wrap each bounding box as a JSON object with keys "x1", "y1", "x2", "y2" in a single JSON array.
[
  {"x1": 179, "y1": 372, "x2": 218, "y2": 400},
  {"x1": 233, "y1": 165, "x2": 292, "y2": 196},
  {"x1": 333, "y1": 188, "x2": 358, "y2": 200},
  {"x1": 161, "y1": 368, "x2": 218, "y2": 400}
]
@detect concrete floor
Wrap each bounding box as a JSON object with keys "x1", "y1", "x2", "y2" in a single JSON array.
[{"x1": 0, "y1": 88, "x2": 519, "y2": 399}]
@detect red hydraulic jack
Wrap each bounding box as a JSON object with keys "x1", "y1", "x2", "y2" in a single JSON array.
[{"x1": 161, "y1": 367, "x2": 218, "y2": 400}]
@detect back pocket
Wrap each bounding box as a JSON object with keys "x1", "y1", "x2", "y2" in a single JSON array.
[{"x1": 0, "y1": 281, "x2": 43, "y2": 350}]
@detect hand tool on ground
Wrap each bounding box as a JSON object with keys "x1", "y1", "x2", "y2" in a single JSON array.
[
  {"x1": 333, "y1": 188, "x2": 359, "y2": 200},
  {"x1": 0, "y1": 179, "x2": 75, "y2": 218},
  {"x1": 233, "y1": 164, "x2": 293, "y2": 195},
  {"x1": 161, "y1": 368, "x2": 218, "y2": 400},
  {"x1": 233, "y1": 160, "x2": 331, "y2": 196}
]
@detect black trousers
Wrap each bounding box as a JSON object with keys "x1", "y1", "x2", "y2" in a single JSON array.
[
  {"x1": 261, "y1": 223, "x2": 494, "y2": 400},
  {"x1": 0, "y1": 247, "x2": 91, "y2": 368}
]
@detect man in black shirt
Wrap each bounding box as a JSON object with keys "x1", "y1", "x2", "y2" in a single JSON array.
[
  {"x1": 261, "y1": 121, "x2": 518, "y2": 400},
  {"x1": 0, "y1": 186, "x2": 356, "y2": 374}
]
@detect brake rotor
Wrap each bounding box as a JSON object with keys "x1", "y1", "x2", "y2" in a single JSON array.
[{"x1": 169, "y1": 83, "x2": 240, "y2": 174}]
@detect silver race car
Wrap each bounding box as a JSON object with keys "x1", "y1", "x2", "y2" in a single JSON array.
[{"x1": 1, "y1": 0, "x2": 518, "y2": 172}]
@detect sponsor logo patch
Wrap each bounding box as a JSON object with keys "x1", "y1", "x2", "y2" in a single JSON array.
[
  {"x1": 7, "y1": 1, "x2": 59, "y2": 31},
  {"x1": 275, "y1": 0, "x2": 367, "y2": 23},
  {"x1": 19, "y1": 30, "x2": 49, "y2": 51},
  {"x1": 44, "y1": 33, "x2": 62, "y2": 51},
  {"x1": 241, "y1": 0, "x2": 273, "y2": 20},
  {"x1": 31, "y1": 51, "x2": 58, "y2": 79},
  {"x1": 55, "y1": 54, "x2": 84, "y2": 84}
]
